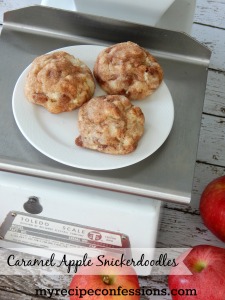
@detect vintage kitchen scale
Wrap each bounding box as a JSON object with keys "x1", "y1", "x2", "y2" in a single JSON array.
[{"x1": 0, "y1": 1, "x2": 210, "y2": 275}]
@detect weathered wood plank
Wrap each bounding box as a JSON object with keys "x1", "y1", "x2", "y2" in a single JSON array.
[
  {"x1": 158, "y1": 205, "x2": 225, "y2": 249},
  {"x1": 191, "y1": 23, "x2": 225, "y2": 71},
  {"x1": 197, "y1": 114, "x2": 225, "y2": 166},
  {"x1": 192, "y1": 162, "x2": 225, "y2": 206},
  {"x1": 0, "y1": 289, "x2": 46, "y2": 300},
  {"x1": 194, "y1": 0, "x2": 225, "y2": 29},
  {"x1": 0, "y1": 273, "x2": 73, "y2": 300},
  {"x1": 203, "y1": 69, "x2": 225, "y2": 117},
  {"x1": 139, "y1": 276, "x2": 169, "y2": 300}
]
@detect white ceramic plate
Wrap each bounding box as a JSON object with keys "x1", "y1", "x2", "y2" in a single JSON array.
[{"x1": 12, "y1": 45, "x2": 174, "y2": 170}]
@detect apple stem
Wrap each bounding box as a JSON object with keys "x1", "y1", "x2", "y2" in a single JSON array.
[
  {"x1": 102, "y1": 275, "x2": 111, "y2": 285},
  {"x1": 194, "y1": 262, "x2": 206, "y2": 273}
]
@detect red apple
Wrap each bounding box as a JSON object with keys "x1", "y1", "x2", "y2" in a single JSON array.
[
  {"x1": 69, "y1": 256, "x2": 140, "y2": 300},
  {"x1": 168, "y1": 245, "x2": 225, "y2": 300},
  {"x1": 199, "y1": 175, "x2": 225, "y2": 242}
]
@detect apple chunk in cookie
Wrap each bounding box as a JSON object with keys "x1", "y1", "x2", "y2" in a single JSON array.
[
  {"x1": 75, "y1": 95, "x2": 145, "y2": 155},
  {"x1": 24, "y1": 51, "x2": 95, "y2": 113},
  {"x1": 93, "y1": 41, "x2": 163, "y2": 100}
]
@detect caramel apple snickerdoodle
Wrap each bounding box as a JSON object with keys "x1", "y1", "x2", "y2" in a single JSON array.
[
  {"x1": 24, "y1": 51, "x2": 95, "y2": 113},
  {"x1": 75, "y1": 95, "x2": 145, "y2": 155},
  {"x1": 93, "y1": 41, "x2": 163, "y2": 100}
]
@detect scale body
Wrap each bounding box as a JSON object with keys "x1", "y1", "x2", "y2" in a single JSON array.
[
  {"x1": 42, "y1": 0, "x2": 197, "y2": 34},
  {"x1": 0, "y1": 171, "x2": 161, "y2": 275},
  {"x1": 0, "y1": 1, "x2": 210, "y2": 276}
]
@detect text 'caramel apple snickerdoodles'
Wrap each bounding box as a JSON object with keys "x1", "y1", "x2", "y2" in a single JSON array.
[
  {"x1": 93, "y1": 41, "x2": 163, "y2": 100},
  {"x1": 75, "y1": 95, "x2": 145, "y2": 155},
  {"x1": 24, "y1": 51, "x2": 95, "y2": 114}
]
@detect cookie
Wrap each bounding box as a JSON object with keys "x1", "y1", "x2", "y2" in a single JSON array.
[
  {"x1": 24, "y1": 51, "x2": 95, "y2": 113},
  {"x1": 75, "y1": 95, "x2": 145, "y2": 154},
  {"x1": 93, "y1": 41, "x2": 163, "y2": 100}
]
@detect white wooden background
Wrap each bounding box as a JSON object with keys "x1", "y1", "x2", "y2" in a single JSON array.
[{"x1": 0, "y1": 0, "x2": 225, "y2": 299}]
